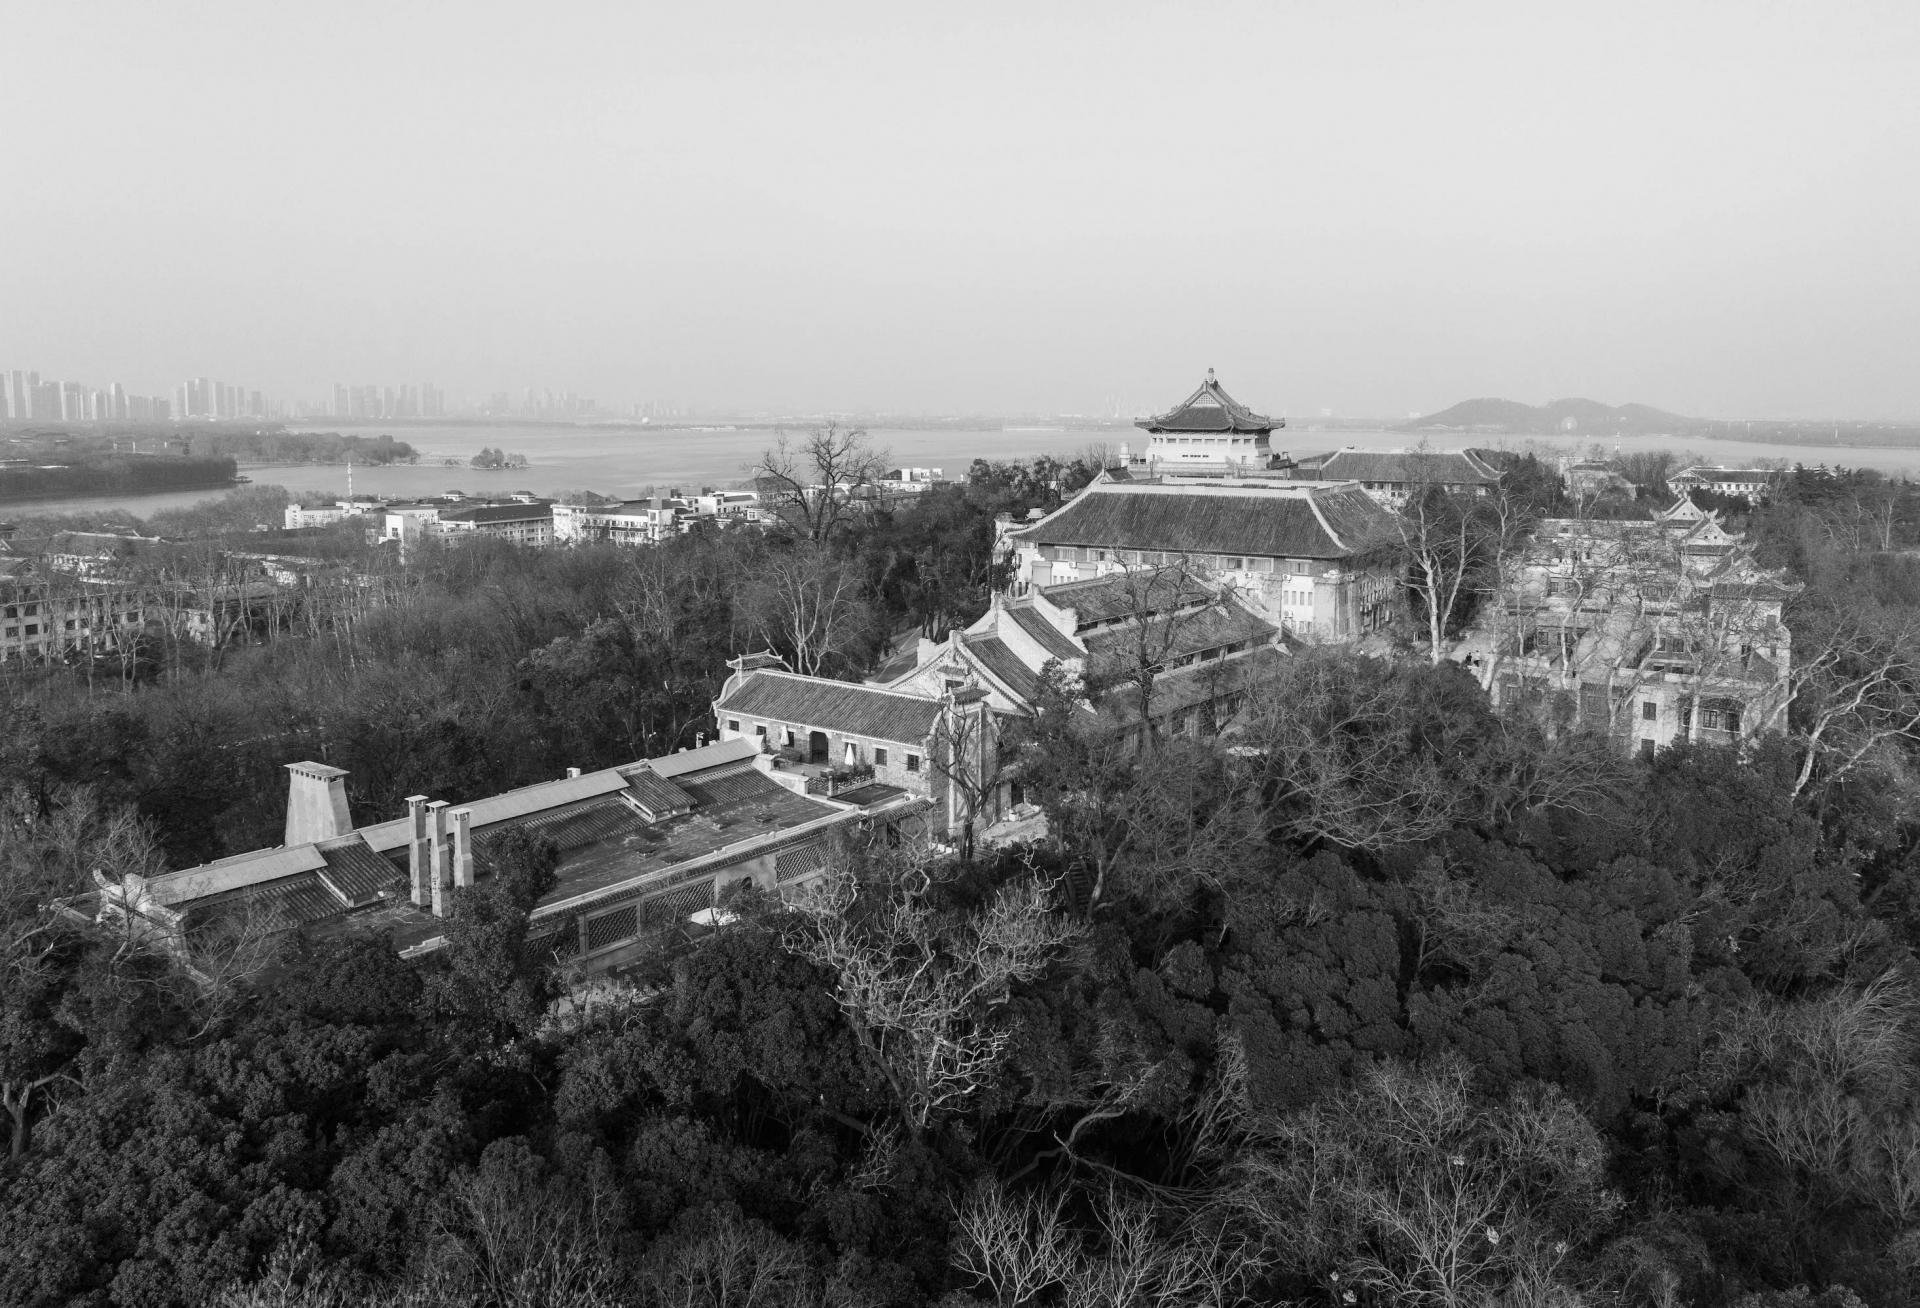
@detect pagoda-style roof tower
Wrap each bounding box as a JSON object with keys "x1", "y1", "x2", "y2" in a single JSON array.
[
  {"x1": 1135, "y1": 369, "x2": 1284, "y2": 435},
  {"x1": 1127, "y1": 370, "x2": 1285, "y2": 472}
]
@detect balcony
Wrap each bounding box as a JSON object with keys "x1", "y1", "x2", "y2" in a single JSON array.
[{"x1": 768, "y1": 752, "x2": 878, "y2": 797}]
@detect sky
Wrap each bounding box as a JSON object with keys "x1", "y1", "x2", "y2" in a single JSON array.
[{"x1": 3, "y1": 0, "x2": 1917, "y2": 420}]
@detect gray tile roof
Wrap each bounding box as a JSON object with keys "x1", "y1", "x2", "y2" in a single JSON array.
[
  {"x1": 1018, "y1": 483, "x2": 1393, "y2": 560},
  {"x1": 1135, "y1": 372, "x2": 1280, "y2": 433},
  {"x1": 316, "y1": 837, "x2": 403, "y2": 905},
  {"x1": 1311, "y1": 449, "x2": 1498, "y2": 486},
  {"x1": 716, "y1": 671, "x2": 944, "y2": 744},
  {"x1": 1039, "y1": 570, "x2": 1215, "y2": 626},
  {"x1": 963, "y1": 634, "x2": 1045, "y2": 701},
  {"x1": 438, "y1": 503, "x2": 553, "y2": 525},
  {"x1": 1003, "y1": 604, "x2": 1081, "y2": 660},
  {"x1": 1080, "y1": 602, "x2": 1276, "y2": 668}
]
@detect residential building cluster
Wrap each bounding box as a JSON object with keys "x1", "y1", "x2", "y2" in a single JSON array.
[
  {"x1": 285, "y1": 486, "x2": 774, "y2": 548},
  {"x1": 1462, "y1": 497, "x2": 1796, "y2": 757},
  {"x1": 0, "y1": 523, "x2": 342, "y2": 665}
]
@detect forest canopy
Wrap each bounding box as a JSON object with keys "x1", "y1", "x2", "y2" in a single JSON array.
[{"x1": 4, "y1": 443, "x2": 1920, "y2": 1306}]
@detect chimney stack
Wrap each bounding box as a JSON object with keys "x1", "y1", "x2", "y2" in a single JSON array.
[
  {"x1": 452, "y1": 808, "x2": 474, "y2": 889},
  {"x1": 428, "y1": 801, "x2": 451, "y2": 917},
  {"x1": 566, "y1": 766, "x2": 582, "y2": 780},
  {"x1": 284, "y1": 762, "x2": 351, "y2": 846},
  {"x1": 405, "y1": 795, "x2": 430, "y2": 905}
]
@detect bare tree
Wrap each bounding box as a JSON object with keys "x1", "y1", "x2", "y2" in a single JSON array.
[
  {"x1": 735, "y1": 544, "x2": 876, "y2": 677},
  {"x1": 1077, "y1": 560, "x2": 1239, "y2": 736},
  {"x1": 1396, "y1": 485, "x2": 1527, "y2": 667},
  {"x1": 1785, "y1": 609, "x2": 1920, "y2": 801},
  {"x1": 791, "y1": 857, "x2": 1085, "y2": 1136},
  {"x1": 750, "y1": 424, "x2": 890, "y2": 542},
  {"x1": 1242, "y1": 654, "x2": 1472, "y2": 853},
  {"x1": 952, "y1": 1176, "x2": 1263, "y2": 1308},
  {"x1": 430, "y1": 1143, "x2": 631, "y2": 1308},
  {"x1": 1232, "y1": 1059, "x2": 1622, "y2": 1307},
  {"x1": 927, "y1": 693, "x2": 1002, "y2": 862}
]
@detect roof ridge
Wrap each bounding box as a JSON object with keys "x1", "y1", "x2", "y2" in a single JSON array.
[
  {"x1": 745, "y1": 669, "x2": 941, "y2": 703},
  {"x1": 1306, "y1": 490, "x2": 1347, "y2": 552}
]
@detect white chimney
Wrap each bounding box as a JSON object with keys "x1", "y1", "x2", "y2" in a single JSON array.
[
  {"x1": 284, "y1": 762, "x2": 351, "y2": 846},
  {"x1": 405, "y1": 795, "x2": 430, "y2": 906},
  {"x1": 428, "y1": 801, "x2": 451, "y2": 917},
  {"x1": 452, "y1": 808, "x2": 475, "y2": 889}
]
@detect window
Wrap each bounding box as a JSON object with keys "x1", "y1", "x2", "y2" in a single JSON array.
[
  {"x1": 905, "y1": 753, "x2": 921, "y2": 774},
  {"x1": 727, "y1": 718, "x2": 740, "y2": 732},
  {"x1": 1287, "y1": 560, "x2": 1312, "y2": 575},
  {"x1": 1640, "y1": 739, "x2": 1656, "y2": 760},
  {"x1": 1225, "y1": 557, "x2": 1245, "y2": 571},
  {"x1": 874, "y1": 747, "x2": 888, "y2": 767},
  {"x1": 754, "y1": 723, "x2": 767, "y2": 738},
  {"x1": 22, "y1": 624, "x2": 36, "y2": 636},
  {"x1": 1642, "y1": 701, "x2": 1657, "y2": 722},
  {"x1": 844, "y1": 741, "x2": 859, "y2": 765},
  {"x1": 1701, "y1": 702, "x2": 1743, "y2": 733}
]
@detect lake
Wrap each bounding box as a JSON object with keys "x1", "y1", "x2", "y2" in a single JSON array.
[{"x1": 11, "y1": 420, "x2": 1920, "y2": 521}]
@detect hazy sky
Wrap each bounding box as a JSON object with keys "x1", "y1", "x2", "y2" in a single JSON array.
[{"x1": 4, "y1": 1, "x2": 1916, "y2": 419}]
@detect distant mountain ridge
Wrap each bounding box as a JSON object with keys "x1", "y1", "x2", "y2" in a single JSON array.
[{"x1": 1401, "y1": 397, "x2": 1697, "y2": 435}]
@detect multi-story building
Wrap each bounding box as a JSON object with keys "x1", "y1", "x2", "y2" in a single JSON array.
[
  {"x1": 1004, "y1": 475, "x2": 1400, "y2": 639},
  {"x1": 1668, "y1": 466, "x2": 1775, "y2": 502},
  {"x1": 284, "y1": 499, "x2": 385, "y2": 530},
  {"x1": 553, "y1": 491, "x2": 763, "y2": 545},
  {"x1": 1461, "y1": 501, "x2": 1798, "y2": 757},
  {"x1": 91, "y1": 738, "x2": 924, "y2": 975},
  {"x1": 1127, "y1": 369, "x2": 1288, "y2": 474},
  {"x1": 432, "y1": 500, "x2": 555, "y2": 547},
  {"x1": 0, "y1": 579, "x2": 146, "y2": 662}
]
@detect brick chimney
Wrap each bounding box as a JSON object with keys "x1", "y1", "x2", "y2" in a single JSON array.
[{"x1": 284, "y1": 762, "x2": 351, "y2": 846}]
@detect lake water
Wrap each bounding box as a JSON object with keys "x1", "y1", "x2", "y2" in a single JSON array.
[{"x1": 12, "y1": 420, "x2": 1920, "y2": 521}]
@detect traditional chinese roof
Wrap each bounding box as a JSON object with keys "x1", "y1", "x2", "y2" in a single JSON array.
[
  {"x1": 1306, "y1": 448, "x2": 1500, "y2": 487},
  {"x1": 1080, "y1": 602, "x2": 1277, "y2": 667},
  {"x1": 1014, "y1": 481, "x2": 1394, "y2": 561},
  {"x1": 1038, "y1": 570, "x2": 1216, "y2": 627},
  {"x1": 961, "y1": 634, "x2": 1047, "y2": 702},
  {"x1": 716, "y1": 671, "x2": 945, "y2": 744},
  {"x1": 1135, "y1": 370, "x2": 1282, "y2": 434},
  {"x1": 1003, "y1": 604, "x2": 1082, "y2": 661}
]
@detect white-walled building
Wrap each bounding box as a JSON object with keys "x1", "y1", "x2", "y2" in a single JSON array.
[{"x1": 1003, "y1": 476, "x2": 1400, "y2": 640}]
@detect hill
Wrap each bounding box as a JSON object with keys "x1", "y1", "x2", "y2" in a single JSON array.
[{"x1": 1401, "y1": 396, "x2": 1696, "y2": 435}]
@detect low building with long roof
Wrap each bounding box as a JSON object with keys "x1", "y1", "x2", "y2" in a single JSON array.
[{"x1": 94, "y1": 737, "x2": 923, "y2": 976}]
